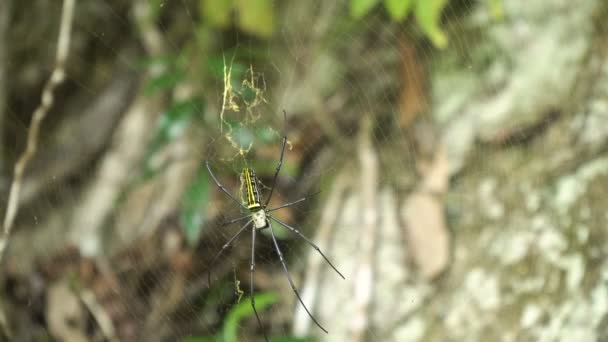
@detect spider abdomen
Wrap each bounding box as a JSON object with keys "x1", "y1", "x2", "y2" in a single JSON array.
[
  {"x1": 251, "y1": 209, "x2": 269, "y2": 229},
  {"x1": 243, "y1": 167, "x2": 269, "y2": 229},
  {"x1": 243, "y1": 168, "x2": 262, "y2": 210}
]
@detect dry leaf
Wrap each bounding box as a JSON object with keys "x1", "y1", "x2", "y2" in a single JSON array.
[{"x1": 399, "y1": 35, "x2": 428, "y2": 129}]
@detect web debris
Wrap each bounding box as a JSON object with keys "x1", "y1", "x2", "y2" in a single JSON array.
[
  {"x1": 234, "y1": 267, "x2": 244, "y2": 304},
  {"x1": 219, "y1": 55, "x2": 269, "y2": 160}
]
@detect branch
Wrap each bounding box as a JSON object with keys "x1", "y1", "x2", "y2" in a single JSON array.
[
  {"x1": 0, "y1": 0, "x2": 75, "y2": 259},
  {"x1": 0, "y1": 0, "x2": 75, "y2": 337},
  {"x1": 0, "y1": 0, "x2": 76, "y2": 255}
]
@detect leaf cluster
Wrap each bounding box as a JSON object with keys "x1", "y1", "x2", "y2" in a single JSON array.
[{"x1": 351, "y1": 0, "x2": 449, "y2": 48}]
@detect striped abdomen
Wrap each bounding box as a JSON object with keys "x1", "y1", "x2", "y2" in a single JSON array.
[{"x1": 243, "y1": 168, "x2": 262, "y2": 210}]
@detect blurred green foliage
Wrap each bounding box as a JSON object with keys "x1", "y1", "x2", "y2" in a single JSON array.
[
  {"x1": 350, "y1": 0, "x2": 382, "y2": 19},
  {"x1": 413, "y1": 0, "x2": 449, "y2": 48},
  {"x1": 350, "y1": 0, "x2": 449, "y2": 48},
  {"x1": 206, "y1": 55, "x2": 247, "y2": 82},
  {"x1": 222, "y1": 292, "x2": 276, "y2": 342},
  {"x1": 270, "y1": 337, "x2": 315, "y2": 342},
  {"x1": 183, "y1": 292, "x2": 293, "y2": 342},
  {"x1": 199, "y1": 0, "x2": 477, "y2": 49},
  {"x1": 201, "y1": 0, "x2": 275, "y2": 38},
  {"x1": 181, "y1": 168, "x2": 210, "y2": 245},
  {"x1": 143, "y1": 95, "x2": 203, "y2": 175},
  {"x1": 487, "y1": 0, "x2": 504, "y2": 19},
  {"x1": 139, "y1": 55, "x2": 189, "y2": 96},
  {"x1": 140, "y1": 51, "x2": 208, "y2": 243},
  {"x1": 384, "y1": 0, "x2": 414, "y2": 21}
]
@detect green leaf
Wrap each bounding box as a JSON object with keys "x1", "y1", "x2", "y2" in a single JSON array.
[
  {"x1": 350, "y1": 0, "x2": 381, "y2": 19},
  {"x1": 384, "y1": 0, "x2": 413, "y2": 21},
  {"x1": 136, "y1": 55, "x2": 173, "y2": 70},
  {"x1": 414, "y1": 0, "x2": 448, "y2": 48},
  {"x1": 166, "y1": 97, "x2": 202, "y2": 122},
  {"x1": 142, "y1": 97, "x2": 203, "y2": 180},
  {"x1": 147, "y1": 0, "x2": 164, "y2": 21},
  {"x1": 155, "y1": 98, "x2": 201, "y2": 146},
  {"x1": 182, "y1": 337, "x2": 215, "y2": 342},
  {"x1": 487, "y1": 0, "x2": 503, "y2": 20},
  {"x1": 223, "y1": 293, "x2": 278, "y2": 342},
  {"x1": 206, "y1": 56, "x2": 247, "y2": 82},
  {"x1": 181, "y1": 168, "x2": 211, "y2": 245},
  {"x1": 256, "y1": 126, "x2": 276, "y2": 144},
  {"x1": 235, "y1": 0, "x2": 274, "y2": 38},
  {"x1": 200, "y1": 0, "x2": 234, "y2": 28},
  {"x1": 144, "y1": 71, "x2": 186, "y2": 96},
  {"x1": 270, "y1": 337, "x2": 316, "y2": 342}
]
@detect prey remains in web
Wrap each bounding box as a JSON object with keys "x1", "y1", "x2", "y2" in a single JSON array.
[
  {"x1": 206, "y1": 111, "x2": 345, "y2": 342},
  {"x1": 219, "y1": 57, "x2": 269, "y2": 159}
]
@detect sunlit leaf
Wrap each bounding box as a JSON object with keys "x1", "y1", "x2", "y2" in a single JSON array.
[
  {"x1": 414, "y1": 0, "x2": 448, "y2": 48},
  {"x1": 487, "y1": 0, "x2": 504, "y2": 20},
  {"x1": 181, "y1": 168, "x2": 210, "y2": 245},
  {"x1": 223, "y1": 293, "x2": 277, "y2": 342},
  {"x1": 384, "y1": 0, "x2": 413, "y2": 21},
  {"x1": 235, "y1": 0, "x2": 274, "y2": 38},
  {"x1": 350, "y1": 0, "x2": 381, "y2": 19},
  {"x1": 200, "y1": 0, "x2": 234, "y2": 28}
]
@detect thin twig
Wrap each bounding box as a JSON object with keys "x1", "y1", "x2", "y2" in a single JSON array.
[
  {"x1": 0, "y1": 0, "x2": 76, "y2": 260},
  {"x1": 0, "y1": 0, "x2": 75, "y2": 337}
]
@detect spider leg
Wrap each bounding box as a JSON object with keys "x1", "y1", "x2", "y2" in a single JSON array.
[
  {"x1": 266, "y1": 191, "x2": 321, "y2": 213},
  {"x1": 267, "y1": 197, "x2": 306, "y2": 212},
  {"x1": 207, "y1": 220, "x2": 252, "y2": 286},
  {"x1": 250, "y1": 225, "x2": 270, "y2": 342},
  {"x1": 268, "y1": 221, "x2": 329, "y2": 334},
  {"x1": 206, "y1": 160, "x2": 248, "y2": 211},
  {"x1": 220, "y1": 214, "x2": 250, "y2": 227},
  {"x1": 264, "y1": 110, "x2": 287, "y2": 207},
  {"x1": 269, "y1": 216, "x2": 345, "y2": 280}
]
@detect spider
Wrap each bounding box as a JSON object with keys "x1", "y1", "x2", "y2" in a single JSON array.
[{"x1": 205, "y1": 111, "x2": 345, "y2": 341}]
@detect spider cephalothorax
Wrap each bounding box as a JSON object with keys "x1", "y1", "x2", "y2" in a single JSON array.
[{"x1": 205, "y1": 111, "x2": 344, "y2": 342}]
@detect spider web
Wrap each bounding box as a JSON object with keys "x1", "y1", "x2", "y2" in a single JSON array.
[{"x1": 3, "y1": 0, "x2": 608, "y2": 341}]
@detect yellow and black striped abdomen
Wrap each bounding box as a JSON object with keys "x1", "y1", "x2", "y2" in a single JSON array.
[{"x1": 243, "y1": 168, "x2": 262, "y2": 210}]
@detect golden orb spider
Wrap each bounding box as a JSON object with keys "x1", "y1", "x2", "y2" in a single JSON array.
[{"x1": 205, "y1": 111, "x2": 345, "y2": 341}]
